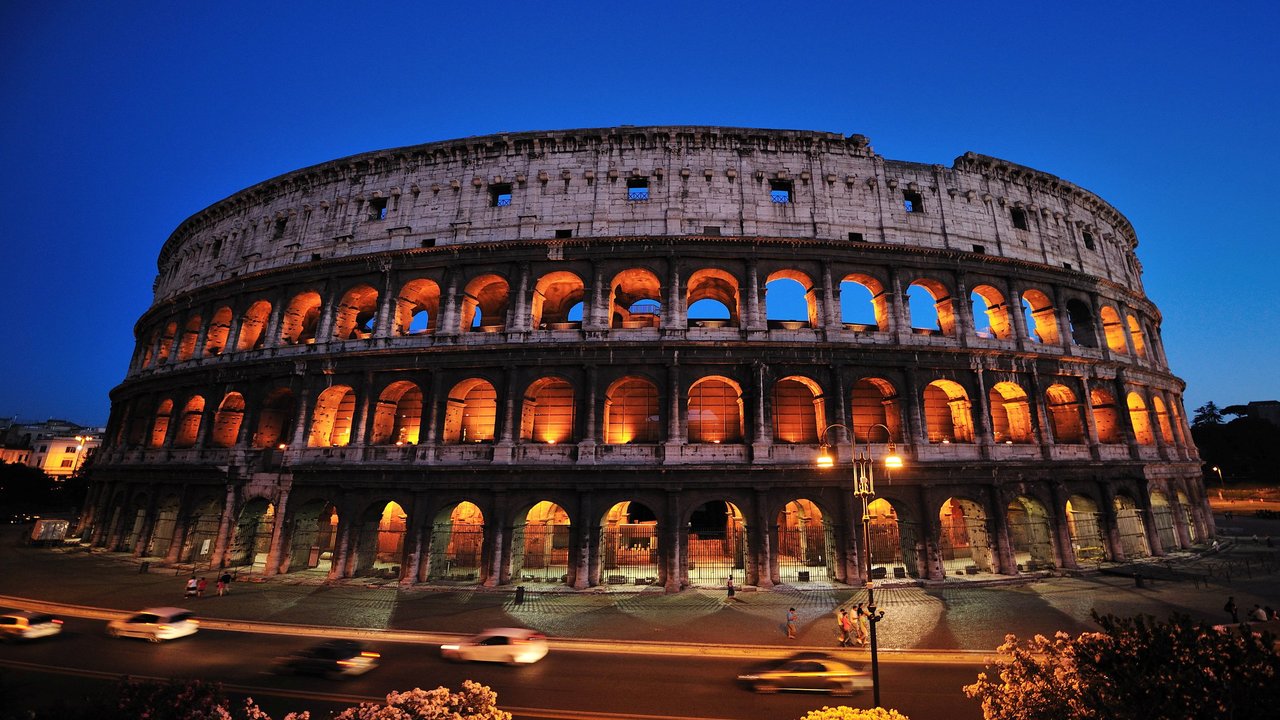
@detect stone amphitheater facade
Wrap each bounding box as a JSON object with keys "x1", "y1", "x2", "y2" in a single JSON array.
[{"x1": 83, "y1": 126, "x2": 1210, "y2": 591}]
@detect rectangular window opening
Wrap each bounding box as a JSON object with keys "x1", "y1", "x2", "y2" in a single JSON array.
[
  {"x1": 421, "y1": 237, "x2": 436, "y2": 248},
  {"x1": 1082, "y1": 231, "x2": 1096, "y2": 250},
  {"x1": 311, "y1": 253, "x2": 322, "y2": 262},
  {"x1": 272, "y1": 218, "x2": 288, "y2": 239},
  {"x1": 1011, "y1": 207, "x2": 1029, "y2": 230},
  {"x1": 1063, "y1": 262, "x2": 1073, "y2": 270},
  {"x1": 367, "y1": 197, "x2": 388, "y2": 220},
  {"x1": 703, "y1": 225, "x2": 721, "y2": 236},
  {"x1": 490, "y1": 183, "x2": 513, "y2": 207},
  {"x1": 769, "y1": 179, "x2": 793, "y2": 204},
  {"x1": 902, "y1": 190, "x2": 923, "y2": 213},
  {"x1": 848, "y1": 231, "x2": 865, "y2": 242},
  {"x1": 626, "y1": 177, "x2": 650, "y2": 201},
  {"x1": 972, "y1": 244, "x2": 986, "y2": 254},
  {"x1": 554, "y1": 229, "x2": 573, "y2": 239}
]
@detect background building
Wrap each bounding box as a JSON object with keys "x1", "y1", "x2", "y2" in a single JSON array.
[
  {"x1": 1, "y1": 418, "x2": 102, "y2": 477},
  {"x1": 82, "y1": 126, "x2": 1210, "y2": 589}
]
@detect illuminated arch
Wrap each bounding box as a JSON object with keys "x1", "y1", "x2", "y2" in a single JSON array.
[
  {"x1": 938, "y1": 497, "x2": 995, "y2": 575},
  {"x1": 461, "y1": 274, "x2": 509, "y2": 332},
  {"x1": 1127, "y1": 391, "x2": 1155, "y2": 445},
  {"x1": 520, "y1": 376, "x2": 576, "y2": 444},
  {"x1": 850, "y1": 377, "x2": 902, "y2": 443},
  {"x1": 776, "y1": 498, "x2": 835, "y2": 583},
  {"x1": 210, "y1": 392, "x2": 245, "y2": 448},
  {"x1": 600, "y1": 501, "x2": 660, "y2": 585},
  {"x1": 253, "y1": 388, "x2": 294, "y2": 449},
  {"x1": 236, "y1": 300, "x2": 271, "y2": 351},
  {"x1": 442, "y1": 378, "x2": 497, "y2": 444},
  {"x1": 1113, "y1": 493, "x2": 1150, "y2": 558},
  {"x1": 609, "y1": 268, "x2": 662, "y2": 329},
  {"x1": 1100, "y1": 306, "x2": 1127, "y2": 353},
  {"x1": 427, "y1": 501, "x2": 485, "y2": 582},
  {"x1": 764, "y1": 269, "x2": 818, "y2": 328},
  {"x1": 988, "y1": 381, "x2": 1033, "y2": 444},
  {"x1": 280, "y1": 291, "x2": 322, "y2": 345},
  {"x1": 308, "y1": 385, "x2": 356, "y2": 447},
  {"x1": 532, "y1": 271, "x2": 586, "y2": 329},
  {"x1": 204, "y1": 306, "x2": 233, "y2": 356},
  {"x1": 172, "y1": 395, "x2": 205, "y2": 448},
  {"x1": 839, "y1": 273, "x2": 888, "y2": 331},
  {"x1": 603, "y1": 376, "x2": 660, "y2": 444},
  {"x1": 1006, "y1": 496, "x2": 1055, "y2": 571},
  {"x1": 512, "y1": 501, "x2": 571, "y2": 583},
  {"x1": 332, "y1": 284, "x2": 379, "y2": 340},
  {"x1": 155, "y1": 321, "x2": 177, "y2": 364},
  {"x1": 686, "y1": 268, "x2": 740, "y2": 327},
  {"x1": 907, "y1": 278, "x2": 956, "y2": 335},
  {"x1": 688, "y1": 376, "x2": 744, "y2": 443},
  {"x1": 394, "y1": 278, "x2": 441, "y2": 335},
  {"x1": 371, "y1": 381, "x2": 423, "y2": 445},
  {"x1": 1065, "y1": 494, "x2": 1107, "y2": 562},
  {"x1": 1090, "y1": 388, "x2": 1121, "y2": 443},
  {"x1": 970, "y1": 285, "x2": 1012, "y2": 339},
  {"x1": 1021, "y1": 289, "x2": 1059, "y2": 344},
  {"x1": 1127, "y1": 315, "x2": 1148, "y2": 358},
  {"x1": 771, "y1": 376, "x2": 824, "y2": 444},
  {"x1": 923, "y1": 379, "x2": 974, "y2": 443},
  {"x1": 149, "y1": 398, "x2": 174, "y2": 447},
  {"x1": 1045, "y1": 383, "x2": 1085, "y2": 443},
  {"x1": 177, "y1": 315, "x2": 202, "y2": 361}
]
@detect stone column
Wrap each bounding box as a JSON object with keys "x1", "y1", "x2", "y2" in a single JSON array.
[
  {"x1": 752, "y1": 488, "x2": 774, "y2": 588},
  {"x1": 572, "y1": 492, "x2": 593, "y2": 589},
  {"x1": 132, "y1": 493, "x2": 160, "y2": 557},
  {"x1": 352, "y1": 371, "x2": 375, "y2": 446},
  {"x1": 664, "y1": 263, "x2": 684, "y2": 331},
  {"x1": 918, "y1": 490, "x2": 945, "y2": 580},
  {"x1": 745, "y1": 261, "x2": 764, "y2": 333},
  {"x1": 971, "y1": 366, "x2": 994, "y2": 457},
  {"x1": 290, "y1": 384, "x2": 312, "y2": 447},
  {"x1": 511, "y1": 262, "x2": 532, "y2": 332},
  {"x1": 902, "y1": 367, "x2": 927, "y2": 446},
  {"x1": 663, "y1": 362, "x2": 683, "y2": 461},
  {"x1": 751, "y1": 361, "x2": 772, "y2": 461},
  {"x1": 588, "y1": 264, "x2": 606, "y2": 330},
  {"x1": 662, "y1": 491, "x2": 683, "y2": 592},
  {"x1": 494, "y1": 365, "x2": 518, "y2": 463},
  {"x1": 262, "y1": 483, "x2": 292, "y2": 577},
  {"x1": 988, "y1": 489, "x2": 1017, "y2": 574},
  {"x1": 328, "y1": 512, "x2": 352, "y2": 580},
  {"x1": 1137, "y1": 486, "x2": 1165, "y2": 557},
  {"x1": 822, "y1": 261, "x2": 841, "y2": 333},
  {"x1": 191, "y1": 309, "x2": 211, "y2": 361},
  {"x1": 208, "y1": 483, "x2": 239, "y2": 569},
  {"x1": 263, "y1": 298, "x2": 285, "y2": 349},
  {"x1": 1049, "y1": 482, "x2": 1079, "y2": 569},
  {"x1": 437, "y1": 272, "x2": 461, "y2": 338},
  {"x1": 577, "y1": 365, "x2": 597, "y2": 464},
  {"x1": 374, "y1": 269, "x2": 396, "y2": 339}
]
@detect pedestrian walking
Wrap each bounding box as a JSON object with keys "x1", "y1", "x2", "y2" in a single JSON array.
[
  {"x1": 786, "y1": 607, "x2": 797, "y2": 639},
  {"x1": 854, "y1": 602, "x2": 869, "y2": 645},
  {"x1": 1224, "y1": 595, "x2": 1239, "y2": 623},
  {"x1": 726, "y1": 575, "x2": 735, "y2": 600},
  {"x1": 196, "y1": 577, "x2": 208, "y2": 598},
  {"x1": 184, "y1": 576, "x2": 198, "y2": 598},
  {"x1": 218, "y1": 571, "x2": 232, "y2": 596},
  {"x1": 837, "y1": 609, "x2": 854, "y2": 647}
]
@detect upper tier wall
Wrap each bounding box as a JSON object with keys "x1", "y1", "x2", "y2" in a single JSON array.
[{"x1": 152, "y1": 127, "x2": 1143, "y2": 303}]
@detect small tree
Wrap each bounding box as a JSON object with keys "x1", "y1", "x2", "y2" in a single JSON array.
[
  {"x1": 333, "y1": 682, "x2": 511, "y2": 720},
  {"x1": 964, "y1": 613, "x2": 1280, "y2": 720},
  {"x1": 1192, "y1": 401, "x2": 1224, "y2": 427}
]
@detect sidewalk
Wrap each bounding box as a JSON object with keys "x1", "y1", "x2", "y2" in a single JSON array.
[{"x1": 4, "y1": 520, "x2": 1278, "y2": 657}]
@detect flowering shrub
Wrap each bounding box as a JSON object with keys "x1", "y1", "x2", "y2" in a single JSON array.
[
  {"x1": 799, "y1": 707, "x2": 910, "y2": 720},
  {"x1": 332, "y1": 681, "x2": 511, "y2": 720},
  {"x1": 964, "y1": 612, "x2": 1280, "y2": 720}
]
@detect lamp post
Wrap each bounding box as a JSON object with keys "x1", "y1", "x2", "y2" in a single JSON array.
[
  {"x1": 72, "y1": 435, "x2": 88, "y2": 476},
  {"x1": 817, "y1": 422, "x2": 901, "y2": 708},
  {"x1": 1211, "y1": 465, "x2": 1224, "y2": 500}
]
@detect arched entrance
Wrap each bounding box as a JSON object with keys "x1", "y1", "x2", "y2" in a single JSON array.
[
  {"x1": 1066, "y1": 495, "x2": 1107, "y2": 563},
  {"x1": 427, "y1": 502, "x2": 484, "y2": 583},
  {"x1": 512, "y1": 501, "x2": 571, "y2": 584},
  {"x1": 146, "y1": 495, "x2": 182, "y2": 558},
  {"x1": 686, "y1": 501, "x2": 746, "y2": 585},
  {"x1": 284, "y1": 500, "x2": 338, "y2": 575},
  {"x1": 937, "y1": 497, "x2": 995, "y2": 576},
  {"x1": 600, "y1": 501, "x2": 659, "y2": 585},
  {"x1": 866, "y1": 498, "x2": 921, "y2": 579},
  {"x1": 1005, "y1": 496, "x2": 1055, "y2": 572},
  {"x1": 350, "y1": 500, "x2": 408, "y2": 577},
  {"x1": 776, "y1": 499, "x2": 835, "y2": 584},
  {"x1": 227, "y1": 498, "x2": 275, "y2": 570},
  {"x1": 181, "y1": 499, "x2": 223, "y2": 565},
  {"x1": 1176, "y1": 490, "x2": 1199, "y2": 543},
  {"x1": 1149, "y1": 491, "x2": 1178, "y2": 551},
  {"x1": 1113, "y1": 494, "x2": 1151, "y2": 559}
]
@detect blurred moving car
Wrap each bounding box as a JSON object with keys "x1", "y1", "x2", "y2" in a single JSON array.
[
  {"x1": 738, "y1": 652, "x2": 870, "y2": 696},
  {"x1": 106, "y1": 607, "x2": 198, "y2": 642},
  {"x1": 0, "y1": 611, "x2": 63, "y2": 641},
  {"x1": 440, "y1": 628, "x2": 548, "y2": 665},
  {"x1": 273, "y1": 640, "x2": 380, "y2": 677}
]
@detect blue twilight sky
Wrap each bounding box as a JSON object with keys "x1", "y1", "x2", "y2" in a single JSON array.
[{"x1": 1, "y1": 1, "x2": 1277, "y2": 426}]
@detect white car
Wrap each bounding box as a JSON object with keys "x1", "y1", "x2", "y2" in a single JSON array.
[
  {"x1": 107, "y1": 607, "x2": 198, "y2": 642},
  {"x1": 0, "y1": 611, "x2": 63, "y2": 641},
  {"x1": 441, "y1": 628, "x2": 548, "y2": 665}
]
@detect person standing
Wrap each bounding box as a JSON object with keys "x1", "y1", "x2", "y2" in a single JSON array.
[
  {"x1": 218, "y1": 571, "x2": 232, "y2": 596},
  {"x1": 854, "y1": 602, "x2": 869, "y2": 646},
  {"x1": 726, "y1": 575, "x2": 735, "y2": 600},
  {"x1": 185, "y1": 576, "x2": 198, "y2": 598},
  {"x1": 1224, "y1": 595, "x2": 1239, "y2": 623},
  {"x1": 196, "y1": 577, "x2": 208, "y2": 598},
  {"x1": 837, "y1": 609, "x2": 854, "y2": 647},
  {"x1": 786, "y1": 607, "x2": 798, "y2": 639}
]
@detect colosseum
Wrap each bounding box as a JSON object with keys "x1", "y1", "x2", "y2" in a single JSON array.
[{"x1": 81, "y1": 126, "x2": 1212, "y2": 591}]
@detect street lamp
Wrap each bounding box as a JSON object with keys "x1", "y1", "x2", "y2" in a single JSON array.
[
  {"x1": 72, "y1": 435, "x2": 88, "y2": 476},
  {"x1": 1211, "y1": 465, "x2": 1224, "y2": 500},
  {"x1": 817, "y1": 422, "x2": 901, "y2": 708}
]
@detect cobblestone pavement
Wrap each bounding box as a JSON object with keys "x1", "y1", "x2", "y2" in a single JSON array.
[{"x1": 4, "y1": 517, "x2": 1278, "y2": 654}]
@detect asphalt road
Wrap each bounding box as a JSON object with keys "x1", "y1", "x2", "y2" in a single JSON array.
[{"x1": 0, "y1": 618, "x2": 984, "y2": 720}]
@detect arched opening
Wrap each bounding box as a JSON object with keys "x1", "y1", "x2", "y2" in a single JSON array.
[
  {"x1": 172, "y1": 396, "x2": 205, "y2": 448},
  {"x1": 332, "y1": 284, "x2": 379, "y2": 340},
  {"x1": 532, "y1": 271, "x2": 585, "y2": 329},
  {"x1": 442, "y1": 379, "x2": 497, "y2": 444},
  {"x1": 140, "y1": 330, "x2": 158, "y2": 368},
  {"x1": 1175, "y1": 490, "x2": 1199, "y2": 543},
  {"x1": 686, "y1": 268, "x2": 740, "y2": 328},
  {"x1": 1149, "y1": 491, "x2": 1178, "y2": 551},
  {"x1": 371, "y1": 381, "x2": 423, "y2": 445},
  {"x1": 1113, "y1": 494, "x2": 1150, "y2": 558},
  {"x1": 428, "y1": 501, "x2": 484, "y2": 583},
  {"x1": 1127, "y1": 392, "x2": 1155, "y2": 445},
  {"x1": 938, "y1": 497, "x2": 995, "y2": 575},
  {"x1": 461, "y1": 274, "x2": 509, "y2": 332},
  {"x1": 1021, "y1": 289, "x2": 1060, "y2": 344},
  {"x1": 149, "y1": 399, "x2": 173, "y2": 448},
  {"x1": 205, "y1": 307, "x2": 233, "y2": 356},
  {"x1": 177, "y1": 316, "x2": 202, "y2": 361},
  {"x1": 1100, "y1": 306, "x2": 1127, "y2": 353},
  {"x1": 308, "y1": 386, "x2": 356, "y2": 447},
  {"x1": 851, "y1": 378, "x2": 902, "y2": 443},
  {"x1": 771, "y1": 376, "x2": 823, "y2": 444},
  {"x1": 395, "y1": 278, "x2": 440, "y2": 335},
  {"x1": 610, "y1": 268, "x2": 662, "y2": 329},
  {"x1": 907, "y1": 279, "x2": 955, "y2": 336},
  {"x1": 519, "y1": 377, "x2": 575, "y2": 444},
  {"x1": 988, "y1": 381, "x2": 1034, "y2": 444},
  {"x1": 155, "y1": 322, "x2": 177, "y2": 364},
  {"x1": 688, "y1": 376, "x2": 744, "y2": 444},
  {"x1": 210, "y1": 393, "x2": 245, "y2": 448},
  {"x1": 970, "y1": 285, "x2": 1012, "y2": 339},
  {"x1": 227, "y1": 498, "x2": 274, "y2": 570},
  {"x1": 866, "y1": 498, "x2": 921, "y2": 579},
  {"x1": 686, "y1": 501, "x2": 746, "y2": 585},
  {"x1": 236, "y1": 300, "x2": 271, "y2": 351},
  {"x1": 145, "y1": 495, "x2": 182, "y2": 558},
  {"x1": 1066, "y1": 495, "x2": 1107, "y2": 563},
  {"x1": 923, "y1": 379, "x2": 974, "y2": 443},
  {"x1": 180, "y1": 498, "x2": 223, "y2": 564},
  {"x1": 1045, "y1": 384, "x2": 1085, "y2": 443},
  {"x1": 285, "y1": 500, "x2": 338, "y2": 575},
  {"x1": 1065, "y1": 298, "x2": 1097, "y2": 347},
  {"x1": 512, "y1": 501, "x2": 571, "y2": 584},
  {"x1": 1006, "y1": 496, "x2": 1055, "y2": 571},
  {"x1": 1152, "y1": 396, "x2": 1175, "y2": 445},
  {"x1": 1091, "y1": 388, "x2": 1121, "y2": 443},
  {"x1": 253, "y1": 388, "x2": 294, "y2": 449},
  {"x1": 765, "y1": 270, "x2": 816, "y2": 329},
  {"x1": 776, "y1": 499, "x2": 835, "y2": 584},
  {"x1": 280, "y1": 291, "x2": 322, "y2": 345},
  {"x1": 1127, "y1": 315, "x2": 1148, "y2": 358},
  {"x1": 350, "y1": 500, "x2": 407, "y2": 577},
  {"x1": 604, "y1": 377, "x2": 660, "y2": 444},
  {"x1": 840, "y1": 274, "x2": 887, "y2": 331},
  {"x1": 600, "y1": 501, "x2": 659, "y2": 585}
]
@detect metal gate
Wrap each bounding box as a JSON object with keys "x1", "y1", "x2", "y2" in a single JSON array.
[
  {"x1": 427, "y1": 526, "x2": 483, "y2": 582},
  {"x1": 601, "y1": 524, "x2": 658, "y2": 585}
]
